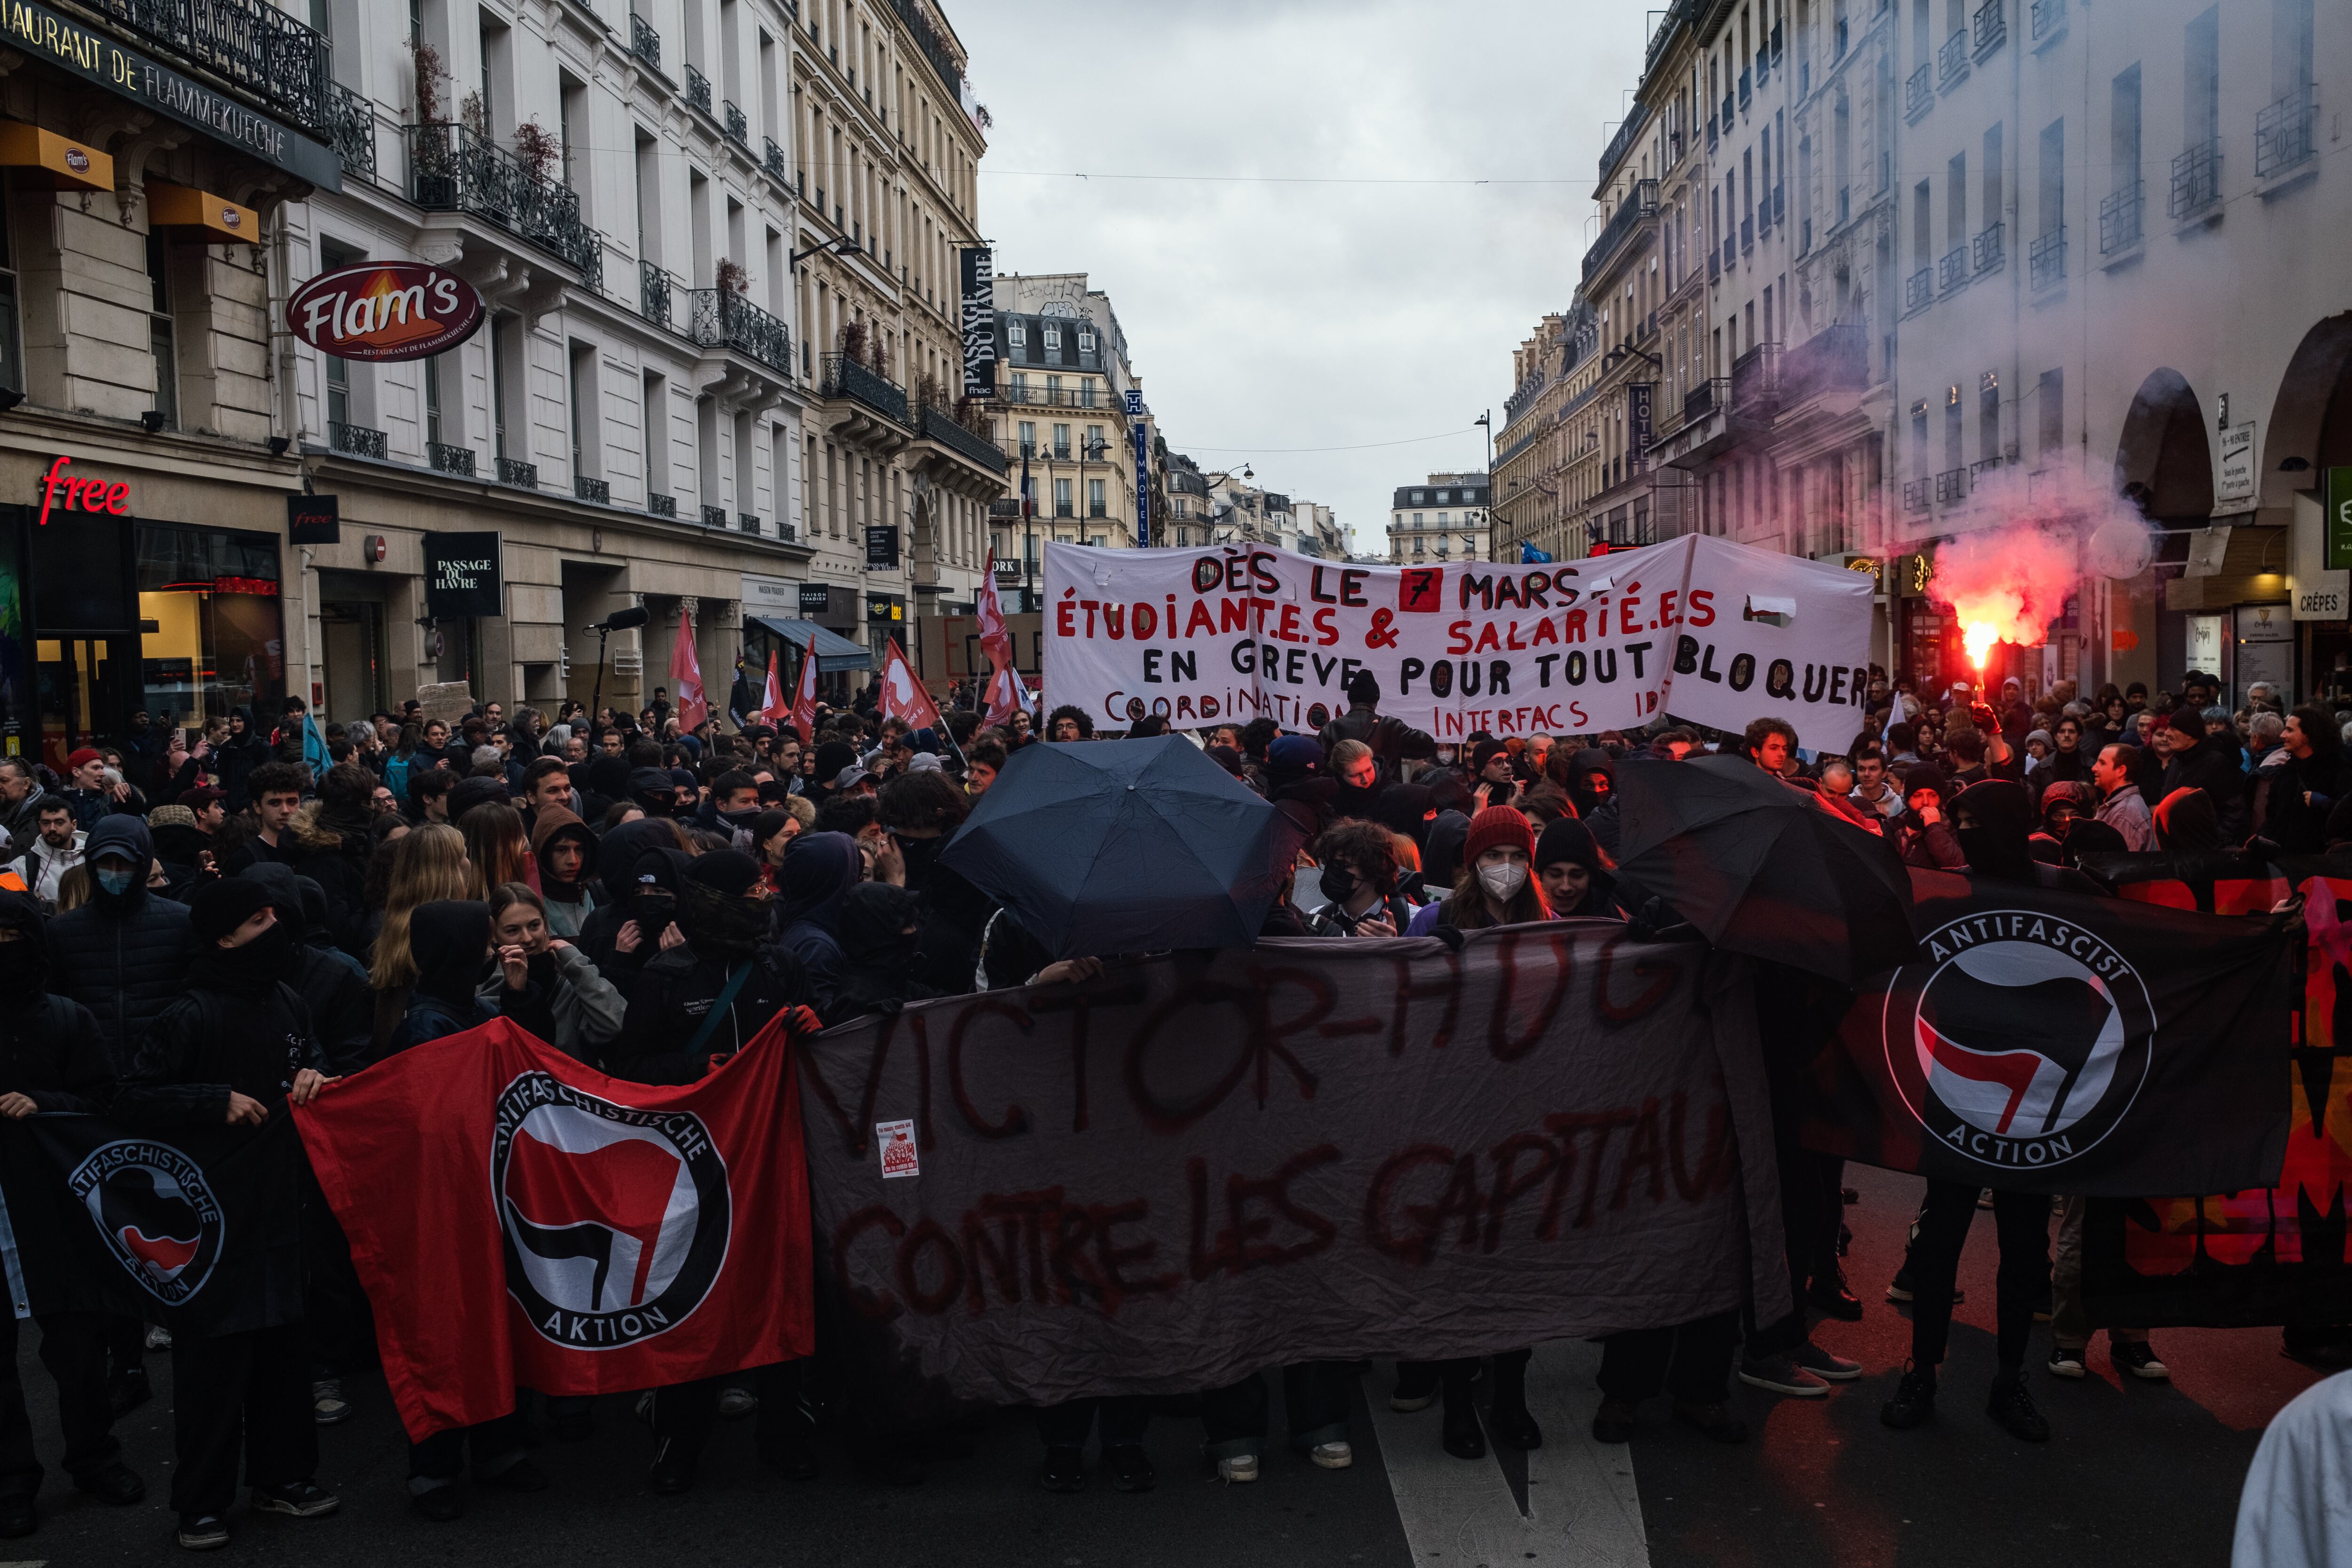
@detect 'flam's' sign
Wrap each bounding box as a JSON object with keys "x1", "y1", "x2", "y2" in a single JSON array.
[{"x1": 288, "y1": 264, "x2": 485, "y2": 362}]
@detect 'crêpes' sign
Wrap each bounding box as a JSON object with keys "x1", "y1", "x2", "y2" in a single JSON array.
[{"x1": 1041, "y1": 536, "x2": 1874, "y2": 750}]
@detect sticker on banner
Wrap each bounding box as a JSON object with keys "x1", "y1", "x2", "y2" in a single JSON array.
[{"x1": 876, "y1": 1120, "x2": 919, "y2": 1179}]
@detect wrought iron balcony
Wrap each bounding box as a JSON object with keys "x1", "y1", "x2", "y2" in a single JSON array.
[
  {"x1": 1740, "y1": 214, "x2": 1754, "y2": 252},
  {"x1": 1779, "y1": 323, "x2": 1869, "y2": 403},
  {"x1": 685, "y1": 289, "x2": 791, "y2": 374},
  {"x1": 701, "y1": 504, "x2": 728, "y2": 527},
  {"x1": 1683, "y1": 376, "x2": 1728, "y2": 425},
  {"x1": 1973, "y1": 220, "x2": 2005, "y2": 272},
  {"x1": 576, "y1": 475, "x2": 610, "y2": 504},
  {"x1": 329, "y1": 421, "x2": 385, "y2": 459},
  {"x1": 408, "y1": 124, "x2": 603, "y2": 286},
  {"x1": 889, "y1": 0, "x2": 965, "y2": 97},
  {"x1": 648, "y1": 492, "x2": 677, "y2": 519},
  {"x1": 738, "y1": 513, "x2": 761, "y2": 533},
  {"x1": 640, "y1": 260, "x2": 671, "y2": 328},
  {"x1": 497, "y1": 457, "x2": 539, "y2": 489},
  {"x1": 1731, "y1": 342, "x2": 1780, "y2": 413},
  {"x1": 820, "y1": 353, "x2": 908, "y2": 424},
  {"x1": 2031, "y1": 0, "x2": 2065, "y2": 39},
  {"x1": 1938, "y1": 29, "x2": 1968, "y2": 87},
  {"x1": 1581, "y1": 178, "x2": 1657, "y2": 283},
  {"x1": 87, "y1": 0, "x2": 331, "y2": 138},
  {"x1": 2099, "y1": 182, "x2": 2143, "y2": 253},
  {"x1": 1906, "y1": 63, "x2": 1931, "y2": 119},
  {"x1": 1973, "y1": 0, "x2": 2005, "y2": 55},
  {"x1": 1738, "y1": 67, "x2": 1750, "y2": 110},
  {"x1": 629, "y1": 13, "x2": 663, "y2": 74},
  {"x1": 764, "y1": 137, "x2": 789, "y2": 182},
  {"x1": 2257, "y1": 91, "x2": 2317, "y2": 179},
  {"x1": 327, "y1": 83, "x2": 376, "y2": 182},
  {"x1": 2030, "y1": 226, "x2": 2066, "y2": 289},
  {"x1": 686, "y1": 64, "x2": 712, "y2": 115},
  {"x1": 1596, "y1": 103, "x2": 1650, "y2": 187},
  {"x1": 1902, "y1": 478, "x2": 1931, "y2": 513},
  {"x1": 1938, "y1": 244, "x2": 1969, "y2": 292},
  {"x1": 777, "y1": 520, "x2": 798, "y2": 542},
  {"x1": 723, "y1": 100, "x2": 748, "y2": 143},
  {"x1": 917, "y1": 401, "x2": 1009, "y2": 475},
  {"x1": 2170, "y1": 140, "x2": 2221, "y2": 219},
  {"x1": 1904, "y1": 266, "x2": 1932, "y2": 311},
  {"x1": 1935, "y1": 467, "x2": 1969, "y2": 505},
  {"x1": 429, "y1": 442, "x2": 475, "y2": 476}
]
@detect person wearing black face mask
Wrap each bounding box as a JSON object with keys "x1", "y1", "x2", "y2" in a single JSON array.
[
  {"x1": 874, "y1": 771, "x2": 996, "y2": 999},
  {"x1": 0, "y1": 891, "x2": 146, "y2": 1536},
  {"x1": 832, "y1": 883, "x2": 930, "y2": 1020},
  {"x1": 113, "y1": 879, "x2": 339, "y2": 1551},
  {"x1": 626, "y1": 767, "x2": 678, "y2": 819},
  {"x1": 572, "y1": 818, "x2": 685, "y2": 982},
  {"x1": 1303, "y1": 821, "x2": 1414, "y2": 937}
]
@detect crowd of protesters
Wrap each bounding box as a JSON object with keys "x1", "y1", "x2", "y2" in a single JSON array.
[{"x1": 0, "y1": 655, "x2": 2337, "y2": 1550}]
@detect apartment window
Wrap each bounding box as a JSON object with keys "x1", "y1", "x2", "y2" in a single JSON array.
[
  {"x1": 0, "y1": 179, "x2": 18, "y2": 396},
  {"x1": 1437, "y1": 512, "x2": 1450, "y2": 526},
  {"x1": 1947, "y1": 151, "x2": 1966, "y2": 243},
  {"x1": 1017, "y1": 420, "x2": 1036, "y2": 457},
  {"x1": 2113, "y1": 64, "x2": 2142, "y2": 183},
  {"x1": 2185, "y1": 8, "x2": 2219, "y2": 151},
  {"x1": 1009, "y1": 371, "x2": 1028, "y2": 399},
  {"x1": 1053, "y1": 478, "x2": 1072, "y2": 516},
  {"x1": 1411, "y1": 490, "x2": 1426, "y2": 504},
  {"x1": 1413, "y1": 512, "x2": 1425, "y2": 526},
  {"x1": 2038, "y1": 117, "x2": 2064, "y2": 237},
  {"x1": 1042, "y1": 325, "x2": 1061, "y2": 353},
  {"x1": 1090, "y1": 533, "x2": 1106, "y2": 548},
  {"x1": 1088, "y1": 479, "x2": 1105, "y2": 516},
  {"x1": 1085, "y1": 424, "x2": 1104, "y2": 457},
  {"x1": 1008, "y1": 319, "x2": 1025, "y2": 348},
  {"x1": 1983, "y1": 122, "x2": 2004, "y2": 222},
  {"x1": 1912, "y1": 179, "x2": 1932, "y2": 264},
  {"x1": 490, "y1": 314, "x2": 522, "y2": 461},
  {"x1": 146, "y1": 231, "x2": 179, "y2": 430},
  {"x1": 1910, "y1": 399, "x2": 1929, "y2": 475},
  {"x1": 643, "y1": 371, "x2": 668, "y2": 494},
  {"x1": 1052, "y1": 423, "x2": 1070, "y2": 459},
  {"x1": 1078, "y1": 329, "x2": 1096, "y2": 353},
  {"x1": 569, "y1": 341, "x2": 598, "y2": 481},
  {"x1": 424, "y1": 354, "x2": 445, "y2": 446},
  {"x1": 2036, "y1": 368, "x2": 2064, "y2": 457},
  {"x1": 1979, "y1": 371, "x2": 2000, "y2": 461},
  {"x1": 1045, "y1": 373, "x2": 1062, "y2": 403}
]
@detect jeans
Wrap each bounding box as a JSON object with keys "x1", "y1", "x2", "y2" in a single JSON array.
[
  {"x1": 2049, "y1": 1195, "x2": 2146, "y2": 1351},
  {"x1": 1199, "y1": 1363, "x2": 1352, "y2": 1459},
  {"x1": 1905, "y1": 1180, "x2": 2050, "y2": 1370},
  {"x1": 168, "y1": 1323, "x2": 317, "y2": 1518}
]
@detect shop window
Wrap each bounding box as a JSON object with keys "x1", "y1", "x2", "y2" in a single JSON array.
[
  {"x1": 0, "y1": 174, "x2": 20, "y2": 396},
  {"x1": 135, "y1": 523, "x2": 283, "y2": 728},
  {"x1": 145, "y1": 231, "x2": 178, "y2": 430}
]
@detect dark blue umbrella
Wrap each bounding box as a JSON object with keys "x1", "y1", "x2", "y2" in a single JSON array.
[{"x1": 939, "y1": 737, "x2": 1298, "y2": 958}]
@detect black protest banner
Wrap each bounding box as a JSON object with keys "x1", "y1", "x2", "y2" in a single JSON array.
[
  {"x1": 796, "y1": 928, "x2": 1789, "y2": 1417},
  {"x1": 2074, "y1": 853, "x2": 2352, "y2": 1329},
  {"x1": 0, "y1": 1114, "x2": 304, "y2": 1336},
  {"x1": 1796, "y1": 868, "x2": 2293, "y2": 1197}
]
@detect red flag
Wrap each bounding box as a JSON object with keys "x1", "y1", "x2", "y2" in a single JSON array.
[
  {"x1": 984, "y1": 660, "x2": 1030, "y2": 729},
  {"x1": 294, "y1": 1017, "x2": 813, "y2": 1441},
  {"x1": 975, "y1": 549, "x2": 1015, "y2": 673},
  {"x1": 788, "y1": 641, "x2": 820, "y2": 748},
  {"x1": 879, "y1": 637, "x2": 943, "y2": 734},
  {"x1": 755, "y1": 650, "x2": 787, "y2": 727},
  {"x1": 668, "y1": 609, "x2": 708, "y2": 733}
]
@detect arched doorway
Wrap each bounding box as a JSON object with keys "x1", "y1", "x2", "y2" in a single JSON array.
[
  {"x1": 2264, "y1": 313, "x2": 2352, "y2": 703},
  {"x1": 2108, "y1": 369, "x2": 2214, "y2": 696}
]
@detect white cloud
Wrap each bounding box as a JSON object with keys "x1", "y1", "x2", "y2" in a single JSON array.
[{"x1": 956, "y1": 0, "x2": 1649, "y2": 554}]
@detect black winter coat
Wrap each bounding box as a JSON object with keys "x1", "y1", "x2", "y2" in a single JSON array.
[
  {"x1": 611, "y1": 943, "x2": 808, "y2": 1086},
  {"x1": 214, "y1": 730, "x2": 271, "y2": 810},
  {"x1": 285, "y1": 804, "x2": 373, "y2": 961},
  {"x1": 48, "y1": 886, "x2": 195, "y2": 1074},
  {"x1": 0, "y1": 994, "x2": 115, "y2": 1114},
  {"x1": 2161, "y1": 735, "x2": 2249, "y2": 847},
  {"x1": 112, "y1": 952, "x2": 323, "y2": 1128}
]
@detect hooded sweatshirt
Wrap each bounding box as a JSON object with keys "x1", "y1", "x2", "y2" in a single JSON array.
[
  {"x1": 394, "y1": 899, "x2": 500, "y2": 1051},
  {"x1": 574, "y1": 817, "x2": 685, "y2": 974},
  {"x1": 529, "y1": 804, "x2": 600, "y2": 937},
  {"x1": 46, "y1": 815, "x2": 193, "y2": 1073},
  {"x1": 0, "y1": 890, "x2": 114, "y2": 1114},
  {"x1": 240, "y1": 862, "x2": 373, "y2": 1072},
  {"x1": 613, "y1": 851, "x2": 808, "y2": 1083},
  {"x1": 774, "y1": 832, "x2": 859, "y2": 1017}
]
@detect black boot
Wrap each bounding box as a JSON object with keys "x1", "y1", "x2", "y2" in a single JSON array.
[
  {"x1": 1485, "y1": 1350, "x2": 1542, "y2": 1449},
  {"x1": 1986, "y1": 1368, "x2": 2050, "y2": 1442},
  {"x1": 1880, "y1": 1361, "x2": 1936, "y2": 1429},
  {"x1": 1439, "y1": 1366, "x2": 1485, "y2": 1460}
]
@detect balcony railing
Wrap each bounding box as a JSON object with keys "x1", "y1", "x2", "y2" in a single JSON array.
[
  {"x1": 764, "y1": 137, "x2": 789, "y2": 182},
  {"x1": 429, "y1": 442, "x2": 475, "y2": 476},
  {"x1": 2257, "y1": 91, "x2": 2317, "y2": 179},
  {"x1": 723, "y1": 100, "x2": 749, "y2": 143},
  {"x1": 1738, "y1": 67, "x2": 1751, "y2": 110},
  {"x1": 887, "y1": 0, "x2": 966, "y2": 99},
  {"x1": 497, "y1": 457, "x2": 538, "y2": 489},
  {"x1": 1973, "y1": 221, "x2": 2004, "y2": 272},
  {"x1": 640, "y1": 260, "x2": 671, "y2": 328},
  {"x1": 1731, "y1": 342, "x2": 1781, "y2": 412},
  {"x1": 87, "y1": 0, "x2": 331, "y2": 138},
  {"x1": 1938, "y1": 244, "x2": 1969, "y2": 292},
  {"x1": 327, "y1": 83, "x2": 376, "y2": 181},
  {"x1": 2099, "y1": 182, "x2": 2143, "y2": 253},
  {"x1": 1721, "y1": 234, "x2": 1736, "y2": 269},
  {"x1": 2029, "y1": 226, "x2": 2066, "y2": 289},
  {"x1": 1596, "y1": 103, "x2": 1650, "y2": 186},
  {"x1": 1938, "y1": 29, "x2": 1968, "y2": 87},
  {"x1": 737, "y1": 513, "x2": 761, "y2": 533},
  {"x1": 1902, "y1": 478, "x2": 1931, "y2": 513},
  {"x1": 1580, "y1": 178, "x2": 1658, "y2": 283},
  {"x1": 918, "y1": 401, "x2": 1009, "y2": 474},
  {"x1": 685, "y1": 64, "x2": 712, "y2": 114},
  {"x1": 576, "y1": 475, "x2": 609, "y2": 504},
  {"x1": 686, "y1": 289, "x2": 791, "y2": 374},
  {"x1": 777, "y1": 521, "x2": 798, "y2": 542},
  {"x1": 1904, "y1": 266, "x2": 1933, "y2": 311},
  {"x1": 1906, "y1": 63, "x2": 1932, "y2": 119},
  {"x1": 409, "y1": 124, "x2": 603, "y2": 286},
  {"x1": 819, "y1": 353, "x2": 910, "y2": 425},
  {"x1": 701, "y1": 504, "x2": 728, "y2": 528},
  {"x1": 1740, "y1": 214, "x2": 1754, "y2": 251},
  {"x1": 329, "y1": 421, "x2": 385, "y2": 459},
  {"x1": 2170, "y1": 140, "x2": 2221, "y2": 219},
  {"x1": 1935, "y1": 467, "x2": 1969, "y2": 505},
  {"x1": 2032, "y1": 0, "x2": 2065, "y2": 39},
  {"x1": 1973, "y1": 0, "x2": 2005, "y2": 55},
  {"x1": 629, "y1": 13, "x2": 663, "y2": 73},
  {"x1": 1778, "y1": 323, "x2": 1870, "y2": 407},
  {"x1": 648, "y1": 492, "x2": 677, "y2": 519},
  {"x1": 1001, "y1": 382, "x2": 1110, "y2": 410},
  {"x1": 1685, "y1": 377, "x2": 1728, "y2": 424}
]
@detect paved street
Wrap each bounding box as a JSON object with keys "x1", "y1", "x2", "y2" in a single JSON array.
[{"x1": 8, "y1": 1164, "x2": 2312, "y2": 1567}]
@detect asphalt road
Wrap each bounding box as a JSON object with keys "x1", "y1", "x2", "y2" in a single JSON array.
[{"x1": 9, "y1": 1162, "x2": 2313, "y2": 1566}]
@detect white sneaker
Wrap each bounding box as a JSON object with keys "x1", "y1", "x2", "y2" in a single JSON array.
[
  {"x1": 1309, "y1": 1441, "x2": 1352, "y2": 1470},
  {"x1": 1217, "y1": 1454, "x2": 1260, "y2": 1484},
  {"x1": 145, "y1": 1324, "x2": 173, "y2": 1351}
]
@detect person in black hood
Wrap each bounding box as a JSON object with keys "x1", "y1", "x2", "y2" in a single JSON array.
[
  {"x1": 876, "y1": 771, "x2": 996, "y2": 997},
  {"x1": 285, "y1": 764, "x2": 375, "y2": 962},
  {"x1": 214, "y1": 708, "x2": 271, "y2": 811},
  {"x1": 239, "y1": 865, "x2": 371, "y2": 1073},
  {"x1": 1557, "y1": 748, "x2": 1622, "y2": 851},
  {"x1": 1881, "y1": 775, "x2": 2057, "y2": 1447},
  {"x1": 1534, "y1": 817, "x2": 1623, "y2": 918},
  {"x1": 627, "y1": 766, "x2": 679, "y2": 818},
  {"x1": 1316, "y1": 669, "x2": 1437, "y2": 779},
  {"x1": 833, "y1": 883, "x2": 931, "y2": 1019},
  {"x1": 573, "y1": 752, "x2": 631, "y2": 824},
  {"x1": 610, "y1": 850, "x2": 820, "y2": 1495},
  {"x1": 113, "y1": 879, "x2": 339, "y2": 1550},
  {"x1": 46, "y1": 816, "x2": 191, "y2": 1075},
  {"x1": 0, "y1": 891, "x2": 145, "y2": 1534},
  {"x1": 390, "y1": 901, "x2": 511, "y2": 1050},
  {"x1": 2156, "y1": 706, "x2": 2246, "y2": 846},
  {"x1": 574, "y1": 818, "x2": 688, "y2": 980},
  {"x1": 773, "y1": 832, "x2": 858, "y2": 1017}
]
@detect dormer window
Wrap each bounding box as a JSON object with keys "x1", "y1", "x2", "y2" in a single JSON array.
[
  {"x1": 1042, "y1": 326, "x2": 1062, "y2": 352},
  {"x1": 1078, "y1": 329, "x2": 1096, "y2": 352},
  {"x1": 1008, "y1": 320, "x2": 1027, "y2": 347}
]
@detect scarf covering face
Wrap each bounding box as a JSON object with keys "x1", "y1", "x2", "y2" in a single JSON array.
[
  {"x1": 409, "y1": 900, "x2": 493, "y2": 1007},
  {"x1": 679, "y1": 850, "x2": 768, "y2": 959},
  {"x1": 776, "y1": 832, "x2": 860, "y2": 934}
]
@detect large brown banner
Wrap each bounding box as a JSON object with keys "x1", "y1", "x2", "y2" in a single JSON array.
[{"x1": 794, "y1": 927, "x2": 1788, "y2": 1414}]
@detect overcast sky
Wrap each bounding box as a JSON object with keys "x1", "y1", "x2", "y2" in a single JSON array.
[{"x1": 954, "y1": 0, "x2": 1650, "y2": 556}]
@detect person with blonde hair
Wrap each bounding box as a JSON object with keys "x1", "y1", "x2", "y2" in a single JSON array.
[
  {"x1": 367, "y1": 824, "x2": 471, "y2": 1056},
  {"x1": 458, "y1": 803, "x2": 531, "y2": 901}
]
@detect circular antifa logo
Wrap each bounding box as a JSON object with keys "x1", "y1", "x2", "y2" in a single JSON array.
[
  {"x1": 492, "y1": 1075, "x2": 731, "y2": 1349},
  {"x1": 1887, "y1": 911, "x2": 2155, "y2": 1172},
  {"x1": 68, "y1": 1141, "x2": 223, "y2": 1306}
]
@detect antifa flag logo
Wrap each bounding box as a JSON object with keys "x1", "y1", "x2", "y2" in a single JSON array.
[
  {"x1": 491, "y1": 1075, "x2": 731, "y2": 1349},
  {"x1": 67, "y1": 1141, "x2": 224, "y2": 1306},
  {"x1": 1888, "y1": 912, "x2": 2155, "y2": 1172}
]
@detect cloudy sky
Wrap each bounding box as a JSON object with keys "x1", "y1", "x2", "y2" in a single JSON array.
[{"x1": 954, "y1": 0, "x2": 1651, "y2": 556}]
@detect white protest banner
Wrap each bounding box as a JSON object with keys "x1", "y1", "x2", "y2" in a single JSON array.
[{"x1": 1041, "y1": 536, "x2": 1874, "y2": 752}]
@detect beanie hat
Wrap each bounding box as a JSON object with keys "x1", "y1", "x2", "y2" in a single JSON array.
[
  {"x1": 1900, "y1": 762, "x2": 1950, "y2": 802},
  {"x1": 1462, "y1": 805, "x2": 1535, "y2": 866},
  {"x1": 1268, "y1": 735, "x2": 1324, "y2": 777},
  {"x1": 1535, "y1": 816, "x2": 1602, "y2": 873},
  {"x1": 66, "y1": 748, "x2": 100, "y2": 770},
  {"x1": 1470, "y1": 739, "x2": 1510, "y2": 776},
  {"x1": 1346, "y1": 669, "x2": 1381, "y2": 706},
  {"x1": 178, "y1": 786, "x2": 226, "y2": 814},
  {"x1": 187, "y1": 877, "x2": 272, "y2": 946},
  {"x1": 683, "y1": 848, "x2": 763, "y2": 897},
  {"x1": 2167, "y1": 705, "x2": 2206, "y2": 741}
]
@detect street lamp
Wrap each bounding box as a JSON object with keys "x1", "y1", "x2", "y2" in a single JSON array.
[{"x1": 789, "y1": 235, "x2": 860, "y2": 269}]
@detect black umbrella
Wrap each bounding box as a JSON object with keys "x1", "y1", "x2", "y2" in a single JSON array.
[
  {"x1": 1613, "y1": 753, "x2": 1920, "y2": 983},
  {"x1": 939, "y1": 736, "x2": 1301, "y2": 958}
]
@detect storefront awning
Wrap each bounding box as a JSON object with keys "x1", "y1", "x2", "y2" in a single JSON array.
[{"x1": 746, "y1": 615, "x2": 872, "y2": 671}]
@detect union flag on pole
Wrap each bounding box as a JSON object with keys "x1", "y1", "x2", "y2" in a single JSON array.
[
  {"x1": 755, "y1": 649, "x2": 787, "y2": 728},
  {"x1": 879, "y1": 637, "x2": 943, "y2": 734},
  {"x1": 984, "y1": 660, "x2": 1031, "y2": 729},
  {"x1": 975, "y1": 549, "x2": 1015, "y2": 673},
  {"x1": 788, "y1": 641, "x2": 820, "y2": 747},
  {"x1": 668, "y1": 609, "x2": 708, "y2": 733}
]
